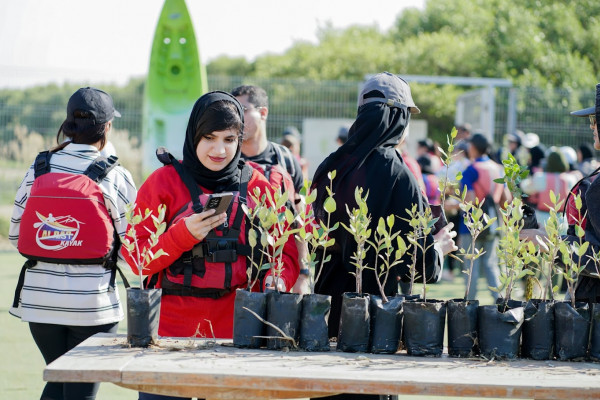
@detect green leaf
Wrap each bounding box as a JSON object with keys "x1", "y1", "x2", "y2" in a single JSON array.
[
  {"x1": 575, "y1": 194, "x2": 582, "y2": 211},
  {"x1": 324, "y1": 196, "x2": 336, "y2": 213},
  {"x1": 578, "y1": 241, "x2": 590, "y2": 257},
  {"x1": 248, "y1": 229, "x2": 257, "y2": 247}
]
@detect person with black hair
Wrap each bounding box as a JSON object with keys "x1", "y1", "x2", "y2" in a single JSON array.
[
  {"x1": 9, "y1": 87, "x2": 137, "y2": 400},
  {"x1": 577, "y1": 142, "x2": 598, "y2": 176},
  {"x1": 231, "y1": 85, "x2": 303, "y2": 195},
  {"x1": 124, "y1": 91, "x2": 299, "y2": 400},
  {"x1": 456, "y1": 132, "x2": 511, "y2": 300}
]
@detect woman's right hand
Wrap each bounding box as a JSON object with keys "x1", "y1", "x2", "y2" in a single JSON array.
[
  {"x1": 433, "y1": 222, "x2": 458, "y2": 255},
  {"x1": 184, "y1": 209, "x2": 228, "y2": 241}
]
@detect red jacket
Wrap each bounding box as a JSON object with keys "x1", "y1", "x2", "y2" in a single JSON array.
[{"x1": 122, "y1": 165, "x2": 299, "y2": 338}]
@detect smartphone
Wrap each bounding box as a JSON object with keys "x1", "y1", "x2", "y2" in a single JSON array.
[
  {"x1": 430, "y1": 204, "x2": 448, "y2": 235},
  {"x1": 204, "y1": 192, "x2": 234, "y2": 215}
]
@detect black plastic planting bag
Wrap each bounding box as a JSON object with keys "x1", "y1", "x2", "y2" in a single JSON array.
[
  {"x1": 126, "y1": 288, "x2": 162, "y2": 348},
  {"x1": 590, "y1": 303, "x2": 600, "y2": 361},
  {"x1": 232, "y1": 289, "x2": 267, "y2": 348},
  {"x1": 266, "y1": 291, "x2": 303, "y2": 350},
  {"x1": 369, "y1": 295, "x2": 403, "y2": 354},
  {"x1": 554, "y1": 301, "x2": 590, "y2": 361},
  {"x1": 402, "y1": 299, "x2": 447, "y2": 356},
  {"x1": 478, "y1": 304, "x2": 523, "y2": 360},
  {"x1": 337, "y1": 292, "x2": 370, "y2": 352},
  {"x1": 521, "y1": 299, "x2": 554, "y2": 360},
  {"x1": 299, "y1": 293, "x2": 331, "y2": 351},
  {"x1": 447, "y1": 299, "x2": 479, "y2": 358}
]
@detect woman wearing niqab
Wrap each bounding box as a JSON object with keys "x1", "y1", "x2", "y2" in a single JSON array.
[{"x1": 311, "y1": 73, "x2": 457, "y2": 344}]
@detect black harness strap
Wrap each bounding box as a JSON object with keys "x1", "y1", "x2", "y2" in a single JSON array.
[
  {"x1": 33, "y1": 151, "x2": 52, "y2": 178},
  {"x1": 12, "y1": 259, "x2": 37, "y2": 308}
]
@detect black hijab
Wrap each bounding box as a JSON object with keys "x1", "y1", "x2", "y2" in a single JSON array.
[
  {"x1": 182, "y1": 91, "x2": 245, "y2": 191},
  {"x1": 312, "y1": 102, "x2": 410, "y2": 220}
]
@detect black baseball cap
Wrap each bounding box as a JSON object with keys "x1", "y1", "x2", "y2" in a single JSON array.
[
  {"x1": 66, "y1": 87, "x2": 121, "y2": 124},
  {"x1": 570, "y1": 106, "x2": 595, "y2": 117}
]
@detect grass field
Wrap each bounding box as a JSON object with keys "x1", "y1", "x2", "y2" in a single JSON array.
[{"x1": 0, "y1": 250, "x2": 523, "y2": 400}]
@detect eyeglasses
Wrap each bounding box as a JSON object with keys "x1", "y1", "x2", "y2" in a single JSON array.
[
  {"x1": 242, "y1": 105, "x2": 264, "y2": 113},
  {"x1": 590, "y1": 114, "x2": 597, "y2": 126}
]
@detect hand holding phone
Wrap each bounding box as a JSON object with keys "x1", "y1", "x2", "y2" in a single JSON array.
[{"x1": 204, "y1": 192, "x2": 234, "y2": 215}]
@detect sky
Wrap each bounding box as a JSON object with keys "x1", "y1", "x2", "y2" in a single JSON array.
[{"x1": 0, "y1": 0, "x2": 425, "y2": 89}]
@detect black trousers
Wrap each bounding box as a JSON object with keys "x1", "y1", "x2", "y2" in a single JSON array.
[{"x1": 29, "y1": 321, "x2": 118, "y2": 400}]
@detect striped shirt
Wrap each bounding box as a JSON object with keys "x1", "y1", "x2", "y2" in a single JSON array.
[{"x1": 9, "y1": 143, "x2": 137, "y2": 326}]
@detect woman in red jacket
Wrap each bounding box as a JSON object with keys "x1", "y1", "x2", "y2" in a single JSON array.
[{"x1": 123, "y1": 92, "x2": 298, "y2": 376}]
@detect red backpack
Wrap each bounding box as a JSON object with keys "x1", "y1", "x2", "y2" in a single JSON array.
[
  {"x1": 246, "y1": 161, "x2": 296, "y2": 200},
  {"x1": 12, "y1": 150, "x2": 125, "y2": 310},
  {"x1": 18, "y1": 151, "x2": 119, "y2": 264}
]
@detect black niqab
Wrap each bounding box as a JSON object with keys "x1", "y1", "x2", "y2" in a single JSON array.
[
  {"x1": 182, "y1": 91, "x2": 245, "y2": 191},
  {"x1": 312, "y1": 102, "x2": 409, "y2": 219}
]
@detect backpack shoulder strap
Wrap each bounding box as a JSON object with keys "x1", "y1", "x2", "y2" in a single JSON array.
[
  {"x1": 229, "y1": 164, "x2": 252, "y2": 232},
  {"x1": 159, "y1": 150, "x2": 204, "y2": 213},
  {"x1": 84, "y1": 155, "x2": 119, "y2": 183},
  {"x1": 273, "y1": 143, "x2": 296, "y2": 177},
  {"x1": 33, "y1": 151, "x2": 52, "y2": 178}
]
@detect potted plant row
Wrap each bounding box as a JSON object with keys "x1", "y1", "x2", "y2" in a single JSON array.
[{"x1": 233, "y1": 172, "x2": 337, "y2": 352}]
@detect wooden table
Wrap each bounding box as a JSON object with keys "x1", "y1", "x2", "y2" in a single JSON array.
[{"x1": 44, "y1": 333, "x2": 600, "y2": 400}]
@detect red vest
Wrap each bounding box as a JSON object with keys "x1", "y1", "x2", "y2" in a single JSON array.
[
  {"x1": 160, "y1": 190, "x2": 253, "y2": 298},
  {"x1": 537, "y1": 173, "x2": 574, "y2": 212},
  {"x1": 472, "y1": 159, "x2": 504, "y2": 203}
]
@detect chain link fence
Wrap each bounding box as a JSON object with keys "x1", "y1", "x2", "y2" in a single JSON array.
[{"x1": 0, "y1": 75, "x2": 596, "y2": 161}]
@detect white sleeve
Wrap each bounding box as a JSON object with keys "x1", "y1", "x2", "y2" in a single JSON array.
[{"x1": 8, "y1": 165, "x2": 35, "y2": 249}]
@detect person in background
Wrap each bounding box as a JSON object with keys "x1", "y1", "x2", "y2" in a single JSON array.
[
  {"x1": 577, "y1": 142, "x2": 599, "y2": 176},
  {"x1": 417, "y1": 154, "x2": 441, "y2": 206},
  {"x1": 438, "y1": 139, "x2": 471, "y2": 281},
  {"x1": 336, "y1": 123, "x2": 351, "y2": 147},
  {"x1": 280, "y1": 126, "x2": 309, "y2": 180},
  {"x1": 456, "y1": 123, "x2": 472, "y2": 141},
  {"x1": 521, "y1": 149, "x2": 579, "y2": 229},
  {"x1": 522, "y1": 83, "x2": 600, "y2": 304},
  {"x1": 231, "y1": 85, "x2": 304, "y2": 195},
  {"x1": 417, "y1": 138, "x2": 443, "y2": 172},
  {"x1": 495, "y1": 129, "x2": 525, "y2": 164},
  {"x1": 559, "y1": 145, "x2": 579, "y2": 173},
  {"x1": 456, "y1": 133, "x2": 511, "y2": 300},
  {"x1": 9, "y1": 87, "x2": 137, "y2": 400}
]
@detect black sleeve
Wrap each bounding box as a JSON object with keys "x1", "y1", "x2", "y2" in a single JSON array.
[{"x1": 288, "y1": 155, "x2": 304, "y2": 193}]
